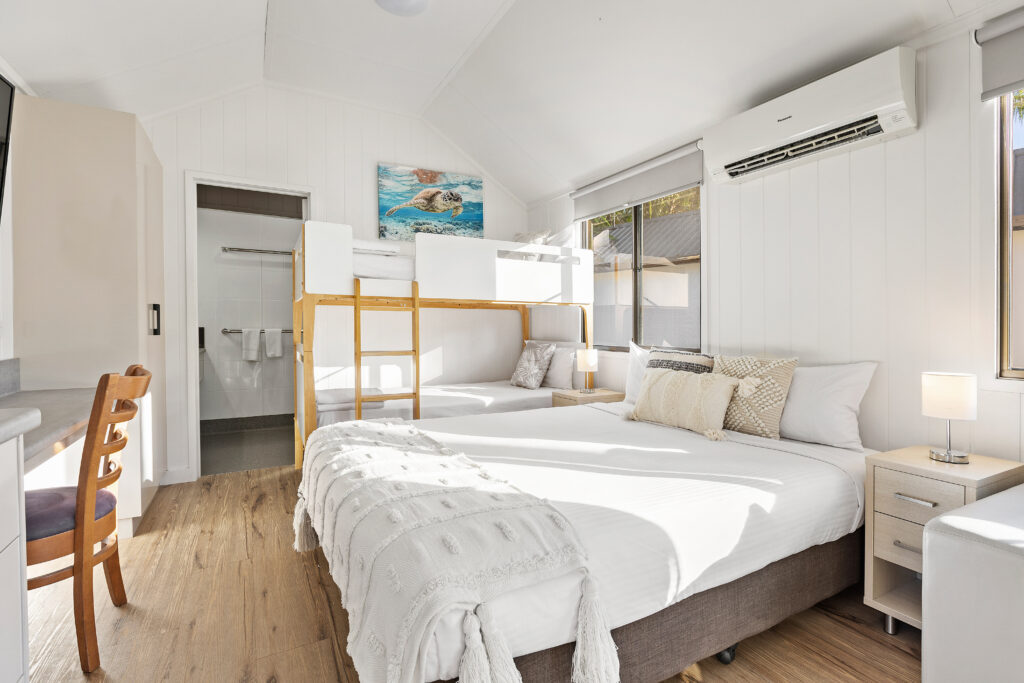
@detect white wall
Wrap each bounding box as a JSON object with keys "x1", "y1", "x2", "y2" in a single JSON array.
[
  {"x1": 144, "y1": 82, "x2": 529, "y2": 478},
  {"x1": 706, "y1": 32, "x2": 1022, "y2": 459},
  {"x1": 198, "y1": 208, "x2": 300, "y2": 419}
]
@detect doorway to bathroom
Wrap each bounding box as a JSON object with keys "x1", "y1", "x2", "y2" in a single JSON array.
[{"x1": 196, "y1": 184, "x2": 305, "y2": 475}]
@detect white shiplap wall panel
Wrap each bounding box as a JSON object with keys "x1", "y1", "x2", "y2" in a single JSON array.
[
  {"x1": 762, "y1": 172, "x2": 791, "y2": 357},
  {"x1": 788, "y1": 162, "x2": 820, "y2": 362},
  {"x1": 849, "y1": 144, "x2": 890, "y2": 452},
  {"x1": 222, "y1": 93, "x2": 246, "y2": 178},
  {"x1": 740, "y1": 180, "x2": 765, "y2": 356},
  {"x1": 883, "y1": 113, "x2": 929, "y2": 450},
  {"x1": 817, "y1": 154, "x2": 852, "y2": 364},
  {"x1": 716, "y1": 182, "x2": 743, "y2": 353},
  {"x1": 147, "y1": 83, "x2": 528, "y2": 475},
  {"x1": 707, "y1": 33, "x2": 1024, "y2": 458}
]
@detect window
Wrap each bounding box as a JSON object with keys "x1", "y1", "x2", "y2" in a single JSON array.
[
  {"x1": 587, "y1": 186, "x2": 701, "y2": 350},
  {"x1": 1001, "y1": 92, "x2": 1024, "y2": 379}
]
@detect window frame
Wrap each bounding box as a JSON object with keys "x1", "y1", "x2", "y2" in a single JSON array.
[
  {"x1": 999, "y1": 94, "x2": 1024, "y2": 379},
  {"x1": 585, "y1": 185, "x2": 702, "y2": 353}
]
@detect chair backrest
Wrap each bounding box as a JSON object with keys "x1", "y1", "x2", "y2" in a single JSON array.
[{"x1": 75, "y1": 365, "x2": 152, "y2": 538}]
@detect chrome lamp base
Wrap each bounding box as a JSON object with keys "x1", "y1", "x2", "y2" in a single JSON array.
[
  {"x1": 930, "y1": 418, "x2": 969, "y2": 464},
  {"x1": 929, "y1": 448, "x2": 970, "y2": 464},
  {"x1": 580, "y1": 388, "x2": 595, "y2": 394}
]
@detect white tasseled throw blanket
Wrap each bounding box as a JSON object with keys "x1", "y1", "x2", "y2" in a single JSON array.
[{"x1": 294, "y1": 420, "x2": 619, "y2": 683}]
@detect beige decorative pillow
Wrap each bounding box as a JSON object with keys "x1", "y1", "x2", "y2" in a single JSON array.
[
  {"x1": 630, "y1": 368, "x2": 742, "y2": 440},
  {"x1": 713, "y1": 355, "x2": 798, "y2": 439}
]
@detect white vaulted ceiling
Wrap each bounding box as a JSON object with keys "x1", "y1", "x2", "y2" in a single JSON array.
[{"x1": 0, "y1": 0, "x2": 1017, "y2": 205}]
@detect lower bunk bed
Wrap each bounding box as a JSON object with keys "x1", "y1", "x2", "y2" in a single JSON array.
[
  {"x1": 315, "y1": 380, "x2": 559, "y2": 427},
  {"x1": 295, "y1": 401, "x2": 867, "y2": 683}
]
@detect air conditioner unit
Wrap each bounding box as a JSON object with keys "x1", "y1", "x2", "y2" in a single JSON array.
[{"x1": 703, "y1": 46, "x2": 917, "y2": 183}]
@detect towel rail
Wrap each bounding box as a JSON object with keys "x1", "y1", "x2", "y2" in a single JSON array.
[
  {"x1": 221, "y1": 328, "x2": 293, "y2": 334},
  {"x1": 221, "y1": 247, "x2": 292, "y2": 256}
]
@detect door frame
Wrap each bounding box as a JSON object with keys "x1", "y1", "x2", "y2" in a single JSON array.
[{"x1": 180, "y1": 171, "x2": 314, "y2": 481}]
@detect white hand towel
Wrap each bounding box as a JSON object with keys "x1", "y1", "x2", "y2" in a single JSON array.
[
  {"x1": 264, "y1": 329, "x2": 283, "y2": 358},
  {"x1": 241, "y1": 328, "x2": 261, "y2": 361}
]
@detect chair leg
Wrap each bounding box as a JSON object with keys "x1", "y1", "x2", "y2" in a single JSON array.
[
  {"x1": 73, "y1": 560, "x2": 101, "y2": 673},
  {"x1": 103, "y1": 545, "x2": 127, "y2": 607}
]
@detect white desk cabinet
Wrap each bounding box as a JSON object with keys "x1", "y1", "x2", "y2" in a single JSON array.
[{"x1": 0, "y1": 435, "x2": 29, "y2": 683}]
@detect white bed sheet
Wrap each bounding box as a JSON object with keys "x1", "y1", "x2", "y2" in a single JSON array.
[
  {"x1": 353, "y1": 252, "x2": 414, "y2": 280},
  {"x1": 316, "y1": 380, "x2": 556, "y2": 427},
  {"x1": 412, "y1": 402, "x2": 867, "y2": 681}
]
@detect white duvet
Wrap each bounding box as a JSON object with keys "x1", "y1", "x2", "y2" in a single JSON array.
[{"x1": 412, "y1": 402, "x2": 867, "y2": 681}]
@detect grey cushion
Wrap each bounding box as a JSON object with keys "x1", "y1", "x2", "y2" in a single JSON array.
[
  {"x1": 25, "y1": 486, "x2": 116, "y2": 542},
  {"x1": 510, "y1": 342, "x2": 556, "y2": 389}
]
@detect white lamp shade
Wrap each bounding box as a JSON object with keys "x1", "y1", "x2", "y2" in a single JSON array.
[
  {"x1": 921, "y1": 372, "x2": 977, "y2": 421},
  {"x1": 576, "y1": 349, "x2": 599, "y2": 373}
]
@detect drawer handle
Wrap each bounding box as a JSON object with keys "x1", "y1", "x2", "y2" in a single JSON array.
[
  {"x1": 893, "y1": 539, "x2": 922, "y2": 554},
  {"x1": 894, "y1": 491, "x2": 938, "y2": 508}
]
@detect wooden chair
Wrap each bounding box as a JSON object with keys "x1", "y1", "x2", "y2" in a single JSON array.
[{"x1": 25, "y1": 365, "x2": 152, "y2": 673}]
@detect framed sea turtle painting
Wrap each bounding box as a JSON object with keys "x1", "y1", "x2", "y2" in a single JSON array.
[{"x1": 377, "y1": 163, "x2": 484, "y2": 241}]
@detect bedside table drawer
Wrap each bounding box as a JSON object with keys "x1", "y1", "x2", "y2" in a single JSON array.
[
  {"x1": 874, "y1": 512, "x2": 924, "y2": 573},
  {"x1": 875, "y1": 467, "x2": 964, "y2": 525},
  {"x1": 552, "y1": 395, "x2": 577, "y2": 407}
]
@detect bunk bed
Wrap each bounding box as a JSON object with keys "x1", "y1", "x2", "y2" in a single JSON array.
[{"x1": 291, "y1": 221, "x2": 594, "y2": 468}]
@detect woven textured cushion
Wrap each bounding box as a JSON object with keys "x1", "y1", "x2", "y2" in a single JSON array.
[
  {"x1": 646, "y1": 347, "x2": 714, "y2": 374},
  {"x1": 713, "y1": 355, "x2": 798, "y2": 439},
  {"x1": 25, "y1": 487, "x2": 117, "y2": 542},
  {"x1": 510, "y1": 342, "x2": 556, "y2": 389},
  {"x1": 631, "y1": 368, "x2": 742, "y2": 439}
]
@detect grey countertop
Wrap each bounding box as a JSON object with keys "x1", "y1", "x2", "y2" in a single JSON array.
[
  {"x1": 0, "y1": 407, "x2": 41, "y2": 449},
  {"x1": 0, "y1": 389, "x2": 95, "y2": 471}
]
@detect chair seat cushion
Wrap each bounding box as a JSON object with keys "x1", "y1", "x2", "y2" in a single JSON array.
[{"x1": 25, "y1": 487, "x2": 117, "y2": 542}]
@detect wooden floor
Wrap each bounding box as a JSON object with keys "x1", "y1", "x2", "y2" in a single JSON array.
[{"x1": 28, "y1": 466, "x2": 921, "y2": 682}]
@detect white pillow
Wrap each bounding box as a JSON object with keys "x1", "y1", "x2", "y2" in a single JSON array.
[
  {"x1": 625, "y1": 341, "x2": 651, "y2": 403},
  {"x1": 542, "y1": 346, "x2": 575, "y2": 389},
  {"x1": 779, "y1": 362, "x2": 878, "y2": 450},
  {"x1": 528, "y1": 339, "x2": 586, "y2": 389}
]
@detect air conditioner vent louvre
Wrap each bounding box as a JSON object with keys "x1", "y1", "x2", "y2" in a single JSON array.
[{"x1": 724, "y1": 115, "x2": 883, "y2": 178}]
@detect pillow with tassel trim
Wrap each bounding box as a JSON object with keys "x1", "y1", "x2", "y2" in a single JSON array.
[{"x1": 630, "y1": 368, "x2": 761, "y2": 440}]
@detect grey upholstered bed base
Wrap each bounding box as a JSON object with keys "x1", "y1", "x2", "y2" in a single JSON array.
[{"x1": 437, "y1": 529, "x2": 863, "y2": 683}]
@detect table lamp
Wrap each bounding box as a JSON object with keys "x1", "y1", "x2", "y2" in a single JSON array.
[
  {"x1": 921, "y1": 372, "x2": 977, "y2": 464},
  {"x1": 577, "y1": 349, "x2": 599, "y2": 393}
]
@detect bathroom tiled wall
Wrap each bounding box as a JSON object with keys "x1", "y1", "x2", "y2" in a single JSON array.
[{"x1": 198, "y1": 208, "x2": 301, "y2": 420}]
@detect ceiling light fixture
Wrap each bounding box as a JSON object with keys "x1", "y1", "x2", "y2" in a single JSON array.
[{"x1": 374, "y1": 0, "x2": 429, "y2": 17}]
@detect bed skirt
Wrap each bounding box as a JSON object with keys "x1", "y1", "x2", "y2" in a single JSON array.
[{"x1": 434, "y1": 529, "x2": 863, "y2": 683}]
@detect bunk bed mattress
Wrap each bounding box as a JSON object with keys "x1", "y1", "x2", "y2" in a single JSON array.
[
  {"x1": 353, "y1": 252, "x2": 415, "y2": 280},
  {"x1": 404, "y1": 402, "x2": 867, "y2": 681},
  {"x1": 316, "y1": 380, "x2": 557, "y2": 426}
]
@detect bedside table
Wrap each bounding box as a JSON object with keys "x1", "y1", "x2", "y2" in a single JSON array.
[
  {"x1": 865, "y1": 446, "x2": 1024, "y2": 635},
  {"x1": 551, "y1": 388, "x2": 625, "y2": 407}
]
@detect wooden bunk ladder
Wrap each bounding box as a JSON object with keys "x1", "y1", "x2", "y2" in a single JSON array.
[{"x1": 353, "y1": 278, "x2": 421, "y2": 420}]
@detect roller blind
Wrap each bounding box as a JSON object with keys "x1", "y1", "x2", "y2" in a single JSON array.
[
  {"x1": 571, "y1": 147, "x2": 703, "y2": 222},
  {"x1": 977, "y1": 8, "x2": 1024, "y2": 101}
]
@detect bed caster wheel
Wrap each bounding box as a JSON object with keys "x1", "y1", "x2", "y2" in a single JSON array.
[{"x1": 715, "y1": 644, "x2": 738, "y2": 665}]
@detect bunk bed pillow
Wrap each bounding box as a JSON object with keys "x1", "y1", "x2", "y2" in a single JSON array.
[
  {"x1": 624, "y1": 342, "x2": 651, "y2": 403},
  {"x1": 713, "y1": 355, "x2": 798, "y2": 439},
  {"x1": 539, "y1": 344, "x2": 577, "y2": 390},
  {"x1": 630, "y1": 368, "x2": 742, "y2": 440},
  {"x1": 511, "y1": 342, "x2": 557, "y2": 389}
]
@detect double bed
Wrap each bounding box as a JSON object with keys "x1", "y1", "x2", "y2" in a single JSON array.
[{"x1": 298, "y1": 400, "x2": 867, "y2": 682}]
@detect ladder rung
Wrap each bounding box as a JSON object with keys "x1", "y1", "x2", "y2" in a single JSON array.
[
  {"x1": 360, "y1": 305, "x2": 415, "y2": 312},
  {"x1": 361, "y1": 350, "x2": 416, "y2": 357},
  {"x1": 360, "y1": 393, "x2": 416, "y2": 402}
]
